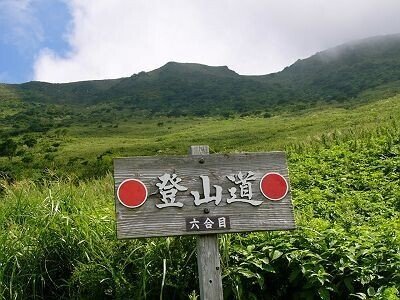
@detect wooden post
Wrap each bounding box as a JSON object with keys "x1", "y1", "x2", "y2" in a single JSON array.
[{"x1": 189, "y1": 145, "x2": 223, "y2": 300}]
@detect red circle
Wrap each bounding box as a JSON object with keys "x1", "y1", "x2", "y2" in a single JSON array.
[
  {"x1": 260, "y1": 173, "x2": 288, "y2": 201},
  {"x1": 117, "y1": 179, "x2": 148, "y2": 208}
]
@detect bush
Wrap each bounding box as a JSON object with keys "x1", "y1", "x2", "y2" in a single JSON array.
[
  {"x1": 0, "y1": 138, "x2": 17, "y2": 160},
  {"x1": 0, "y1": 123, "x2": 398, "y2": 299}
]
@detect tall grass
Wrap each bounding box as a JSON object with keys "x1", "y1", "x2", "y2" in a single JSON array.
[
  {"x1": 0, "y1": 97, "x2": 399, "y2": 299},
  {"x1": 1, "y1": 121, "x2": 399, "y2": 299},
  {"x1": 0, "y1": 177, "x2": 200, "y2": 299}
]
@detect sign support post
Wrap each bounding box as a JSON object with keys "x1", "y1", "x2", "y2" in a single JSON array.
[{"x1": 189, "y1": 145, "x2": 223, "y2": 300}]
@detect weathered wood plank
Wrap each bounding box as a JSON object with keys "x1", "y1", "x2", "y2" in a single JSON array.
[
  {"x1": 114, "y1": 151, "x2": 295, "y2": 239},
  {"x1": 113, "y1": 146, "x2": 295, "y2": 300}
]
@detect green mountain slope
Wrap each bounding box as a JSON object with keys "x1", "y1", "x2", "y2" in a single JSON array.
[
  {"x1": 2, "y1": 33, "x2": 400, "y2": 116},
  {"x1": 260, "y1": 33, "x2": 400, "y2": 101},
  {"x1": 8, "y1": 78, "x2": 123, "y2": 103}
]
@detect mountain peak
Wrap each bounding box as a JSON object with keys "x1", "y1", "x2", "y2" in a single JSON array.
[{"x1": 151, "y1": 61, "x2": 239, "y2": 77}]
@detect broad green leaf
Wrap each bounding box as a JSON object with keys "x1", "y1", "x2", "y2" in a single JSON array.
[
  {"x1": 271, "y1": 250, "x2": 283, "y2": 261},
  {"x1": 318, "y1": 288, "x2": 330, "y2": 300}
]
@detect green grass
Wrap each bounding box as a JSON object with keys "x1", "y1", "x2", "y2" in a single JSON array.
[
  {"x1": 1, "y1": 94, "x2": 400, "y2": 181},
  {"x1": 63, "y1": 95, "x2": 400, "y2": 156},
  {"x1": 0, "y1": 95, "x2": 399, "y2": 299}
]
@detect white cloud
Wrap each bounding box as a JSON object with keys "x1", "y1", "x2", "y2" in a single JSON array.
[{"x1": 33, "y1": 0, "x2": 400, "y2": 83}]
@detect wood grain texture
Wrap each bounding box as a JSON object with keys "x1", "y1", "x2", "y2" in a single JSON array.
[
  {"x1": 196, "y1": 234, "x2": 223, "y2": 300},
  {"x1": 114, "y1": 151, "x2": 295, "y2": 239},
  {"x1": 190, "y1": 145, "x2": 223, "y2": 300}
]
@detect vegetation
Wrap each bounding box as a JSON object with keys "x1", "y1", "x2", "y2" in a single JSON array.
[
  {"x1": 0, "y1": 34, "x2": 399, "y2": 299},
  {"x1": 0, "y1": 91, "x2": 399, "y2": 180},
  {"x1": 0, "y1": 93, "x2": 399, "y2": 298},
  {"x1": 0, "y1": 109, "x2": 398, "y2": 299}
]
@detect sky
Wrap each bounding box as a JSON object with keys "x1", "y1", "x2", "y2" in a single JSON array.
[{"x1": 1, "y1": 0, "x2": 400, "y2": 83}]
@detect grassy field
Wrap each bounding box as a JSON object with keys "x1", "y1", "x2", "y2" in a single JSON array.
[
  {"x1": 59, "y1": 95, "x2": 400, "y2": 155},
  {"x1": 0, "y1": 95, "x2": 399, "y2": 299},
  {"x1": 1, "y1": 94, "x2": 400, "y2": 181}
]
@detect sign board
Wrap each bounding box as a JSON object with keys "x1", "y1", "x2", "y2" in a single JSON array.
[{"x1": 114, "y1": 151, "x2": 295, "y2": 239}]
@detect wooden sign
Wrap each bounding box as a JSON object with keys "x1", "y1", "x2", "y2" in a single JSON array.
[{"x1": 114, "y1": 151, "x2": 295, "y2": 239}]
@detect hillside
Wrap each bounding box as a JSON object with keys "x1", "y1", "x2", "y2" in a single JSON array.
[
  {"x1": 260, "y1": 33, "x2": 400, "y2": 101},
  {"x1": 2, "y1": 33, "x2": 400, "y2": 116},
  {"x1": 0, "y1": 97, "x2": 398, "y2": 298}
]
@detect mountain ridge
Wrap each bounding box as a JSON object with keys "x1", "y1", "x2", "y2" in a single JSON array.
[{"x1": 2, "y1": 33, "x2": 400, "y2": 116}]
